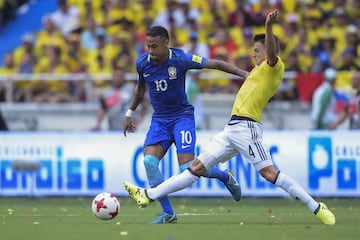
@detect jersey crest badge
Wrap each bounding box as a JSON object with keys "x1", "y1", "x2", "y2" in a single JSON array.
[{"x1": 168, "y1": 66, "x2": 177, "y2": 80}]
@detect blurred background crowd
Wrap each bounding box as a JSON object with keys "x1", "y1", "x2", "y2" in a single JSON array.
[{"x1": 0, "y1": 0, "x2": 359, "y2": 104}]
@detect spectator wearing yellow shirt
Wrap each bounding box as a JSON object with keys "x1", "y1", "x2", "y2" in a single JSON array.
[
  {"x1": 167, "y1": 16, "x2": 188, "y2": 47},
  {"x1": 13, "y1": 32, "x2": 37, "y2": 68},
  {"x1": 228, "y1": 9, "x2": 247, "y2": 48},
  {"x1": 0, "y1": 50, "x2": 33, "y2": 103},
  {"x1": 76, "y1": 0, "x2": 104, "y2": 27},
  {"x1": 105, "y1": 31, "x2": 128, "y2": 64},
  {"x1": 195, "y1": 1, "x2": 214, "y2": 36},
  {"x1": 303, "y1": 8, "x2": 325, "y2": 48},
  {"x1": 88, "y1": 31, "x2": 117, "y2": 73},
  {"x1": 135, "y1": 16, "x2": 154, "y2": 56},
  {"x1": 291, "y1": 26, "x2": 313, "y2": 72},
  {"x1": 0, "y1": 52, "x2": 16, "y2": 102},
  {"x1": 87, "y1": 54, "x2": 113, "y2": 91},
  {"x1": 117, "y1": 17, "x2": 137, "y2": 49},
  {"x1": 104, "y1": 0, "x2": 135, "y2": 36},
  {"x1": 65, "y1": 33, "x2": 89, "y2": 73},
  {"x1": 346, "y1": 0, "x2": 360, "y2": 20},
  {"x1": 35, "y1": 16, "x2": 66, "y2": 58},
  {"x1": 208, "y1": 0, "x2": 236, "y2": 27},
  {"x1": 281, "y1": 13, "x2": 300, "y2": 60},
  {"x1": 10, "y1": 34, "x2": 36, "y2": 103},
  {"x1": 111, "y1": 30, "x2": 137, "y2": 72},
  {"x1": 15, "y1": 52, "x2": 38, "y2": 102},
  {"x1": 328, "y1": 7, "x2": 352, "y2": 56},
  {"x1": 33, "y1": 46, "x2": 71, "y2": 103},
  {"x1": 130, "y1": 0, "x2": 158, "y2": 28},
  {"x1": 317, "y1": 0, "x2": 335, "y2": 16}
]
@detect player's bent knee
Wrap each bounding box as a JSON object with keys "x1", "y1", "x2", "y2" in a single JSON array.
[
  {"x1": 143, "y1": 155, "x2": 164, "y2": 187},
  {"x1": 143, "y1": 155, "x2": 159, "y2": 170},
  {"x1": 259, "y1": 166, "x2": 278, "y2": 183}
]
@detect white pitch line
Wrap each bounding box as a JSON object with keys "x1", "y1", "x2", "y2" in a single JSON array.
[{"x1": 0, "y1": 212, "x2": 306, "y2": 217}]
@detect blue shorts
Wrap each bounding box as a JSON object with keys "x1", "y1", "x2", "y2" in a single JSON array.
[{"x1": 144, "y1": 116, "x2": 196, "y2": 154}]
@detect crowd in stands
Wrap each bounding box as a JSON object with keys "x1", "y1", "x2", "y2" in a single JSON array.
[{"x1": 0, "y1": 0, "x2": 359, "y2": 103}]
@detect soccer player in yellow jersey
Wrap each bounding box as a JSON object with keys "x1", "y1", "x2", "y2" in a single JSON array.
[{"x1": 124, "y1": 9, "x2": 336, "y2": 225}]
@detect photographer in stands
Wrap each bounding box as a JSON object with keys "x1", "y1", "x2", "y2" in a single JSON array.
[{"x1": 93, "y1": 67, "x2": 148, "y2": 131}]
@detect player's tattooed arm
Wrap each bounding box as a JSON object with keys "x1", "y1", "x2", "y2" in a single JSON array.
[{"x1": 205, "y1": 59, "x2": 249, "y2": 79}]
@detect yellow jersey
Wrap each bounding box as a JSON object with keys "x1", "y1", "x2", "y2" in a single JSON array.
[{"x1": 231, "y1": 57, "x2": 285, "y2": 123}]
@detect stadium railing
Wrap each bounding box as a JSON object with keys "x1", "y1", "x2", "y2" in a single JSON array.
[
  {"x1": 0, "y1": 71, "x2": 296, "y2": 103},
  {"x1": 1, "y1": 71, "x2": 344, "y2": 130}
]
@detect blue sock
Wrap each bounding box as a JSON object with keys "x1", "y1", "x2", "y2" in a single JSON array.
[
  {"x1": 144, "y1": 155, "x2": 174, "y2": 215},
  {"x1": 179, "y1": 160, "x2": 229, "y2": 184},
  {"x1": 203, "y1": 166, "x2": 229, "y2": 183}
]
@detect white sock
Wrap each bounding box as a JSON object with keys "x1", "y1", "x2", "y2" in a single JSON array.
[
  {"x1": 147, "y1": 169, "x2": 199, "y2": 200},
  {"x1": 275, "y1": 172, "x2": 319, "y2": 213}
]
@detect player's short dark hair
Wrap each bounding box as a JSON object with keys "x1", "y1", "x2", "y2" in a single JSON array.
[
  {"x1": 146, "y1": 26, "x2": 169, "y2": 40},
  {"x1": 254, "y1": 33, "x2": 280, "y2": 54}
]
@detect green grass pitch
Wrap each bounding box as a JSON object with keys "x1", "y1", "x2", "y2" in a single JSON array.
[{"x1": 0, "y1": 197, "x2": 358, "y2": 240}]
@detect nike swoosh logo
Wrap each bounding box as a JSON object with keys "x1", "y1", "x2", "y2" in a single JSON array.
[
  {"x1": 181, "y1": 145, "x2": 191, "y2": 149},
  {"x1": 143, "y1": 73, "x2": 150, "y2": 77}
]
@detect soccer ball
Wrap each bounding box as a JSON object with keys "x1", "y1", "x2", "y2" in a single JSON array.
[{"x1": 91, "y1": 192, "x2": 120, "y2": 220}]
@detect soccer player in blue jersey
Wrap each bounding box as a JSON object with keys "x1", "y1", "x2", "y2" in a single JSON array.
[
  {"x1": 124, "y1": 10, "x2": 336, "y2": 225},
  {"x1": 123, "y1": 25, "x2": 248, "y2": 224}
]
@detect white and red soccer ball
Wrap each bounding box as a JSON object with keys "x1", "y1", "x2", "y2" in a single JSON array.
[{"x1": 91, "y1": 192, "x2": 120, "y2": 220}]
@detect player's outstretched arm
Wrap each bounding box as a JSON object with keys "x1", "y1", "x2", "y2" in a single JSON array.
[
  {"x1": 265, "y1": 9, "x2": 280, "y2": 66},
  {"x1": 204, "y1": 59, "x2": 249, "y2": 79}
]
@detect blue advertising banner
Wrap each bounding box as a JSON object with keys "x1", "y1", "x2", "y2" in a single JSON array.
[{"x1": 0, "y1": 131, "x2": 359, "y2": 197}]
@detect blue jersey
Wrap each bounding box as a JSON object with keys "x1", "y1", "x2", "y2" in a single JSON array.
[{"x1": 136, "y1": 48, "x2": 207, "y2": 118}]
